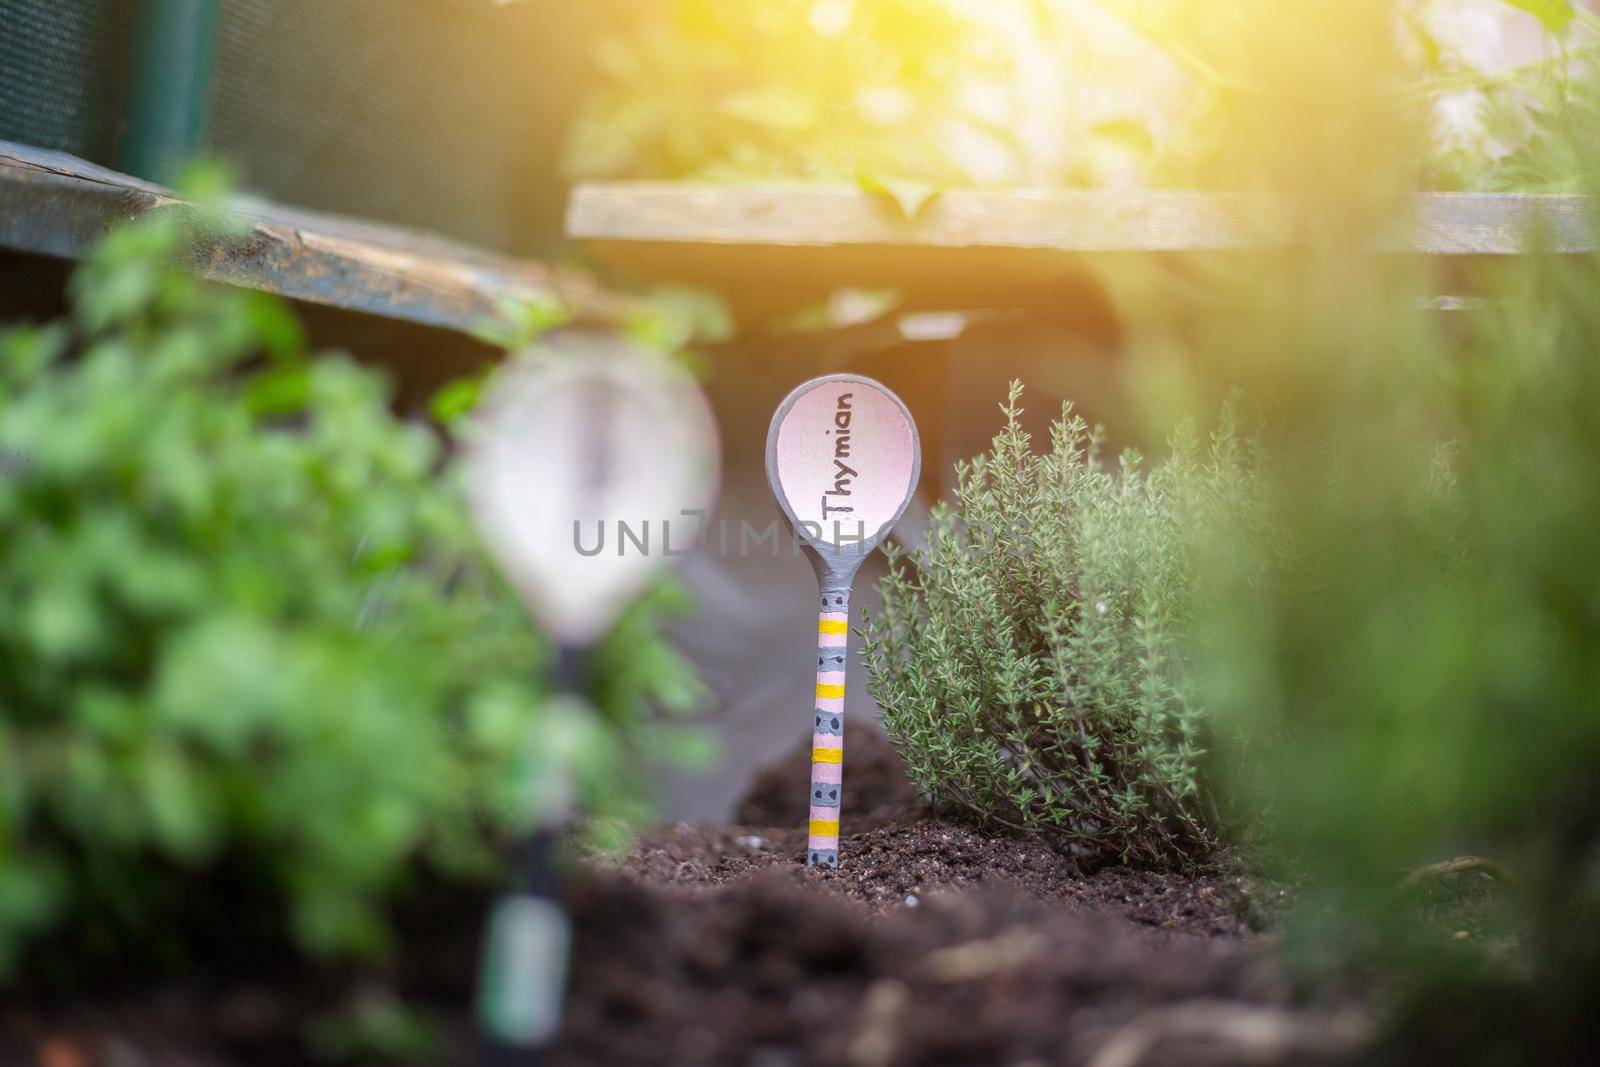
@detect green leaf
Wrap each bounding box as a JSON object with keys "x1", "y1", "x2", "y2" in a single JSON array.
[
  {"x1": 25, "y1": 586, "x2": 103, "y2": 663},
  {"x1": 142, "y1": 743, "x2": 215, "y2": 858},
  {"x1": 245, "y1": 365, "x2": 311, "y2": 416},
  {"x1": 857, "y1": 174, "x2": 941, "y2": 221},
  {"x1": 471, "y1": 293, "x2": 571, "y2": 350},
  {"x1": 244, "y1": 293, "x2": 308, "y2": 363},
  {"x1": 429, "y1": 375, "x2": 483, "y2": 425},
  {"x1": 1498, "y1": 0, "x2": 1575, "y2": 34}
]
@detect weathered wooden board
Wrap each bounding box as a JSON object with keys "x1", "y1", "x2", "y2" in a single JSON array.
[
  {"x1": 570, "y1": 182, "x2": 1598, "y2": 255},
  {"x1": 569, "y1": 182, "x2": 1598, "y2": 318},
  {"x1": 0, "y1": 140, "x2": 621, "y2": 333}
]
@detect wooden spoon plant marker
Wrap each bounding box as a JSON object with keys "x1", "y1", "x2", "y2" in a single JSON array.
[
  {"x1": 766, "y1": 374, "x2": 920, "y2": 867},
  {"x1": 465, "y1": 333, "x2": 718, "y2": 1062}
]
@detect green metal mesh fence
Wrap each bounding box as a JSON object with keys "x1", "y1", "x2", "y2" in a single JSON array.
[
  {"x1": 0, "y1": 0, "x2": 130, "y2": 161},
  {"x1": 1, "y1": 0, "x2": 560, "y2": 251},
  {"x1": 209, "y1": 0, "x2": 546, "y2": 251}
]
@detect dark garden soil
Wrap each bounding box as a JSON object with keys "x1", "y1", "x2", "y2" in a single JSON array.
[
  {"x1": 3, "y1": 726, "x2": 1395, "y2": 1067},
  {"x1": 557, "y1": 725, "x2": 1357, "y2": 1067},
  {"x1": 621, "y1": 725, "x2": 1269, "y2": 940}
]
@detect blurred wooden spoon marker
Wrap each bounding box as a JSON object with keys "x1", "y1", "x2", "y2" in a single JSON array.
[
  {"x1": 766, "y1": 374, "x2": 919, "y2": 868},
  {"x1": 465, "y1": 333, "x2": 718, "y2": 1058}
]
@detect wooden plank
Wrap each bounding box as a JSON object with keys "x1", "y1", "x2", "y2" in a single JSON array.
[
  {"x1": 0, "y1": 140, "x2": 622, "y2": 333},
  {"x1": 569, "y1": 182, "x2": 1598, "y2": 256}
]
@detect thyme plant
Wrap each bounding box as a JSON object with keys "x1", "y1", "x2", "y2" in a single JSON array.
[{"x1": 861, "y1": 383, "x2": 1250, "y2": 866}]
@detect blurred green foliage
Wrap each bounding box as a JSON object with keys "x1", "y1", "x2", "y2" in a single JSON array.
[
  {"x1": 564, "y1": 0, "x2": 1596, "y2": 194},
  {"x1": 0, "y1": 198, "x2": 702, "y2": 981},
  {"x1": 1437, "y1": 64, "x2": 1600, "y2": 192},
  {"x1": 1183, "y1": 210, "x2": 1600, "y2": 1057},
  {"x1": 1089, "y1": 4, "x2": 1600, "y2": 1057},
  {"x1": 862, "y1": 383, "x2": 1254, "y2": 867},
  {"x1": 1500, "y1": 0, "x2": 1575, "y2": 34},
  {"x1": 564, "y1": 0, "x2": 1012, "y2": 184},
  {"x1": 438, "y1": 285, "x2": 729, "y2": 427}
]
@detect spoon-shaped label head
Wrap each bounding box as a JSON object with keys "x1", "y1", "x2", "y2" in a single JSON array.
[
  {"x1": 467, "y1": 334, "x2": 719, "y2": 646},
  {"x1": 766, "y1": 374, "x2": 919, "y2": 559}
]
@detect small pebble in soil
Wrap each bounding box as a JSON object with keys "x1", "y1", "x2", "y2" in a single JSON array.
[{"x1": 734, "y1": 835, "x2": 767, "y2": 849}]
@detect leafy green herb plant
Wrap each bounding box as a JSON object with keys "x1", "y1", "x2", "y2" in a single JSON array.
[
  {"x1": 861, "y1": 382, "x2": 1250, "y2": 867},
  {"x1": 0, "y1": 204, "x2": 701, "y2": 980}
]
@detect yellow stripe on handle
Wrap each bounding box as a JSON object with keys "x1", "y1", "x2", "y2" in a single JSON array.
[{"x1": 812, "y1": 591, "x2": 851, "y2": 867}]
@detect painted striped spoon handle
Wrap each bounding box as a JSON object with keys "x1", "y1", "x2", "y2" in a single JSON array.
[{"x1": 808, "y1": 585, "x2": 850, "y2": 867}]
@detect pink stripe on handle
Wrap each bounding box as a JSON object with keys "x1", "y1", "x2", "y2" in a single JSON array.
[{"x1": 809, "y1": 589, "x2": 851, "y2": 867}]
